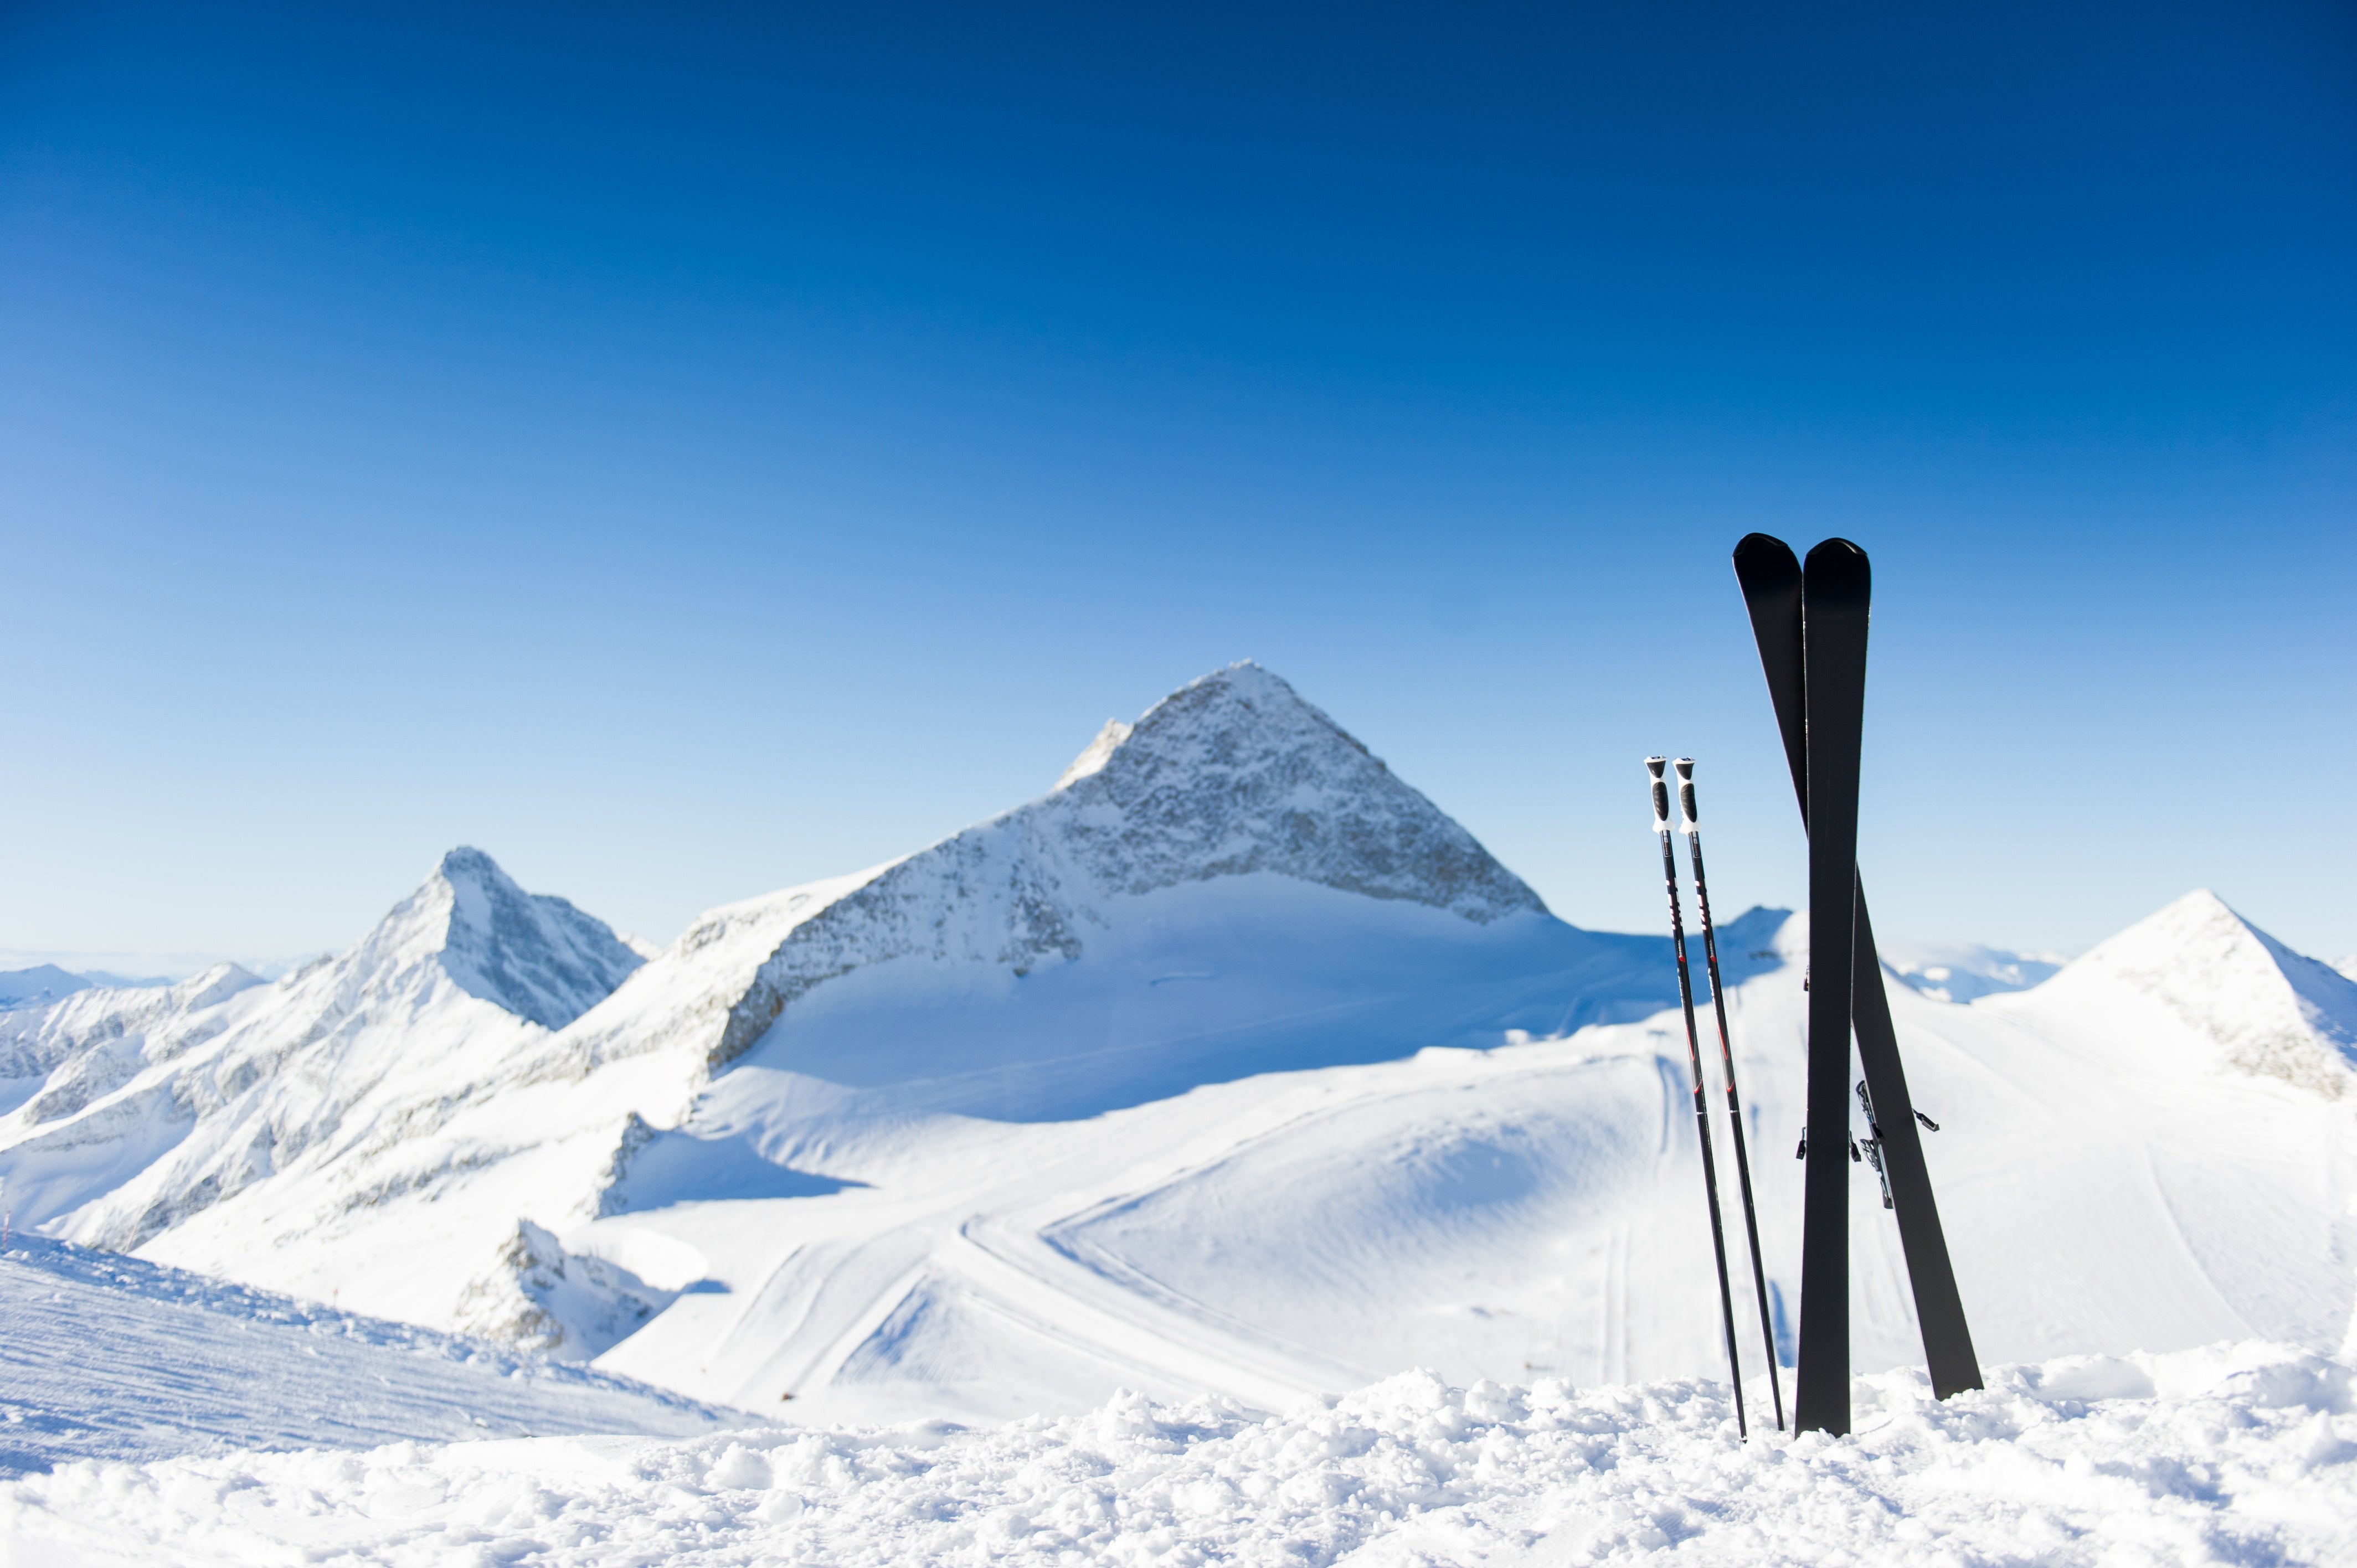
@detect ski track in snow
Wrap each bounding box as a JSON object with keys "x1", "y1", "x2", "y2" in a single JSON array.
[
  {"x1": 5, "y1": 1346, "x2": 2355, "y2": 1566},
  {"x1": 0, "y1": 1236, "x2": 734, "y2": 1477}
]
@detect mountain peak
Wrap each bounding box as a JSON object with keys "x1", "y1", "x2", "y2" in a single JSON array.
[
  {"x1": 1052, "y1": 662, "x2": 1543, "y2": 922},
  {"x1": 340, "y1": 848, "x2": 646, "y2": 1030},
  {"x1": 696, "y1": 663, "x2": 1548, "y2": 1072},
  {"x1": 2059, "y1": 889, "x2": 2357, "y2": 1096}
]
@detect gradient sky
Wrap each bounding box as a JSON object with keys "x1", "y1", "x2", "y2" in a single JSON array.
[{"x1": 4, "y1": 2, "x2": 2353, "y2": 973}]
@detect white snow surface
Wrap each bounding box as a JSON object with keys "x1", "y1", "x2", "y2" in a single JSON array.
[
  {"x1": 4, "y1": 1344, "x2": 2354, "y2": 1566},
  {"x1": 0, "y1": 1234, "x2": 733, "y2": 1478}
]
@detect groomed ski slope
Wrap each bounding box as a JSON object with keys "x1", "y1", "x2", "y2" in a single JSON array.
[
  {"x1": 6, "y1": 1344, "x2": 2353, "y2": 1566},
  {"x1": 0, "y1": 1235, "x2": 735, "y2": 1477},
  {"x1": 564, "y1": 890, "x2": 2357, "y2": 1429}
]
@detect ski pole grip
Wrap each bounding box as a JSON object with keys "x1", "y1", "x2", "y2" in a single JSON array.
[
  {"x1": 1645, "y1": 756, "x2": 1670, "y2": 832},
  {"x1": 1674, "y1": 757, "x2": 1699, "y2": 833}
]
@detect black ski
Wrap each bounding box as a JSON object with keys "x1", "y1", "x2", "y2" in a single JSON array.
[
  {"x1": 1732, "y1": 533, "x2": 1983, "y2": 1423},
  {"x1": 1676, "y1": 758, "x2": 1785, "y2": 1432},
  {"x1": 1794, "y1": 540, "x2": 1869, "y2": 1435},
  {"x1": 1648, "y1": 756, "x2": 1749, "y2": 1438}
]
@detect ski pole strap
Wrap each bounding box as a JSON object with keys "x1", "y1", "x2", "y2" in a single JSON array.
[
  {"x1": 1674, "y1": 757, "x2": 1699, "y2": 834},
  {"x1": 1646, "y1": 756, "x2": 1671, "y2": 833}
]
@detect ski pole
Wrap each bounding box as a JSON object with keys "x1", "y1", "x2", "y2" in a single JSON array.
[
  {"x1": 1676, "y1": 758, "x2": 1786, "y2": 1432},
  {"x1": 1648, "y1": 757, "x2": 1748, "y2": 1438}
]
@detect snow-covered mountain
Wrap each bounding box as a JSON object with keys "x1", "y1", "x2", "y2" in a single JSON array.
[
  {"x1": 3, "y1": 661, "x2": 2354, "y2": 1437},
  {"x1": 1879, "y1": 940, "x2": 2064, "y2": 1003},
  {"x1": 0, "y1": 848, "x2": 647, "y2": 1333},
  {"x1": 0, "y1": 965, "x2": 97, "y2": 1012}
]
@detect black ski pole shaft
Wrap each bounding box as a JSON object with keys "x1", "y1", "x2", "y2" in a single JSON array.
[
  {"x1": 1676, "y1": 757, "x2": 1785, "y2": 1433},
  {"x1": 1648, "y1": 756, "x2": 1748, "y2": 1439}
]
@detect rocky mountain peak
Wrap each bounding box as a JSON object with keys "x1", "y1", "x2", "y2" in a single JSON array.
[
  {"x1": 695, "y1": 663, "x2": 1546, "y2": 1072},
  {"x1": 1049, "y1": 662, "x2": 1545, "y2": 922},
  {"x1": 342, "y1": 848, "x2": 645, "y2": 1031},
  {"x1": 428, "y1": 848, "x2": 647, "y2": 1030}
]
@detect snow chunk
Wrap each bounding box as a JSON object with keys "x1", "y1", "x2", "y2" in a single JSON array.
[{"x1": 9, "y1": 1345, "x2": 2355, "y2": 1565}]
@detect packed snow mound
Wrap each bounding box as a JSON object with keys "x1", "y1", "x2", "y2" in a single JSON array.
[
  {"x1": 2042, "y1": 889, "x2": 2357, "y2": 1096},
  {"x1": 0, "y1": 1234, "x2": 735, "y2": 1478},
  {"x1": 9, "y1": 1346, "x2": 2353, "y2": 1566},
  {"x1": 703, "y1": 662, "x2": 1544, "y2": 1070}
]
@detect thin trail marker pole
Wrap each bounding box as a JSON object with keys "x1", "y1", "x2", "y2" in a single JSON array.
[
  {"x1": 1648, "y1": 756, "x2": 1748, "y2": 1439},
  {"x1": 1676, "y1": 757, "x2": 1785, "y2": 1433}
]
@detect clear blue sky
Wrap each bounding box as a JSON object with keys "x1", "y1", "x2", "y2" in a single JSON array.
[{"x1": 4, "y1": 2, "x2": 2352, "y2": 971}]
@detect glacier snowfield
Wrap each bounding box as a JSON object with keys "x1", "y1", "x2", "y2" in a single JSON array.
[{"x1": 3, "y1": 662, "x2": 2356, "y2": 1564}]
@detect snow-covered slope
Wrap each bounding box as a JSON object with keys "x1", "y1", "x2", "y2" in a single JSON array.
[
  {"x1": 0, "y1": 1234, "x2": 733, "y2": 1477},
  {"x1": 536, "y1": 885, "x2": 2357, "y2": 1430}
]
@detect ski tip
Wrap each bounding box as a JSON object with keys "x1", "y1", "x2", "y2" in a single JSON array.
[
  {"x1": 1732, "y1": 533, "x2": 1800, "y2": 585},
  {"x1": 1802, "y1": 538, "x2": 1872, "y2": 603}
]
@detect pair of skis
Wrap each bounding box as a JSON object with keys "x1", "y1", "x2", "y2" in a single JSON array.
[
  {"x1": 1732, "y1": 534, "x2": 1982, "y2": 1436},
  {"x1": 1650, "y1": 756, "x2": 1783, "y2": 1437}
]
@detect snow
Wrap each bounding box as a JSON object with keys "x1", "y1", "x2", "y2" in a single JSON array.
[
  {"x1": 4, "y1": 1345, "x2": 2353, "y2": 1566},
  {"x1": 1876, "y1": 940, "x2": 2062, "y2": 1003},
  {"x1": 0, "y1": 1234, "x2": 733, "y2": 1477},
  {"x1": 3, "y1": 659, "x2": 2357, "y2": 1551}
]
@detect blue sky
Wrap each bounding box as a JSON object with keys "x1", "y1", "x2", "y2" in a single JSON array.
[{"x1": 3, "y1": 2, "x2": 2352, "y2": 969}]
